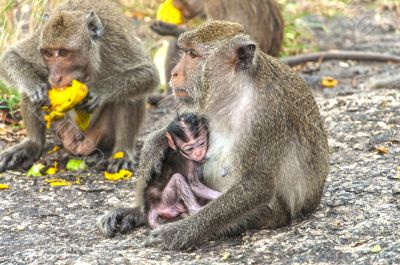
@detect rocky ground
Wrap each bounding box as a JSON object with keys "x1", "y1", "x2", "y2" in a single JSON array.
[{"x1": 1, "y1": 3, "x2": 400, "y2": 265}]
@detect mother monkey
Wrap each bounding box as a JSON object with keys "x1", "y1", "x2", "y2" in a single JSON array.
[{"x1": 99, "y1": 21, "x2": 329, "y2": 250}]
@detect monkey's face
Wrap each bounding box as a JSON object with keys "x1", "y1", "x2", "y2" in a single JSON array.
[
  {"x1": 175, "y1": 130, "x2": 208, "y2": 162},
  {"x1": 170, "y1": 45, "x2": 206, "y2": 107},
  {"x1": 39, "y1": 11, "x2": 104, "y2": 88}
]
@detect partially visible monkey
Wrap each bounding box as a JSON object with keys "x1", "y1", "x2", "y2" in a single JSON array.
[
  {"x1": 151, "y1": 0, "x2": 400, "y2": 78},
  {"x1": 151, "y1": 0, "x2": 284, "y2": 83},
  {"x1": 0, "y1": 0, "x2": 159, "y2": 172},
  {"x1": 99, "y1": 21, "x2": 329, "y2": 250},
  {"x1": 145, "y1": 113, "x2": 221, "y2": 228}
]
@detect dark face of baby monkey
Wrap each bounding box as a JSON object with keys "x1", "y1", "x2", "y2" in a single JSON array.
[{"x1": 166, "y1": 113, "x2": 208, "y2": 162}]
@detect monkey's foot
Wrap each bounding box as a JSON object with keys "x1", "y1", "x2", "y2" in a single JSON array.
[
  {"x1": 0, "y1": 140, "x2": 43, "y2": 172},
  {"x1": 107, "y1": 157, "x2": 135, "y2": 173},
  {"x1": 98, "y1": 207, "x2": 145, "y2": 237},
  {"x1": 145, "y1": 220, "x2": 199, "y2": 250}
]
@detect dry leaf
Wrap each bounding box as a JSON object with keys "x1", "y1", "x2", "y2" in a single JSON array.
[{"x1": 375, "y1": 145, "x2": 388, "y2": 154}]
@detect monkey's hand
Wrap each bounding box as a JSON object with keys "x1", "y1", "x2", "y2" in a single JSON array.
[
  {"x1": 98, "y1": 207, "x2": 146, "y2": 237},
  {"x1": 75, "y1": 90, "x2": 99, "y2": 113},
  {"x1": 145, "y1": 219, "x2": 200, "y2": 250},
  {"x1": 28, "y1": 83, "x2": 49, "y2": 108},
  {"x1": 150, "y1": 21, "x2": 185, "y2": 37},
  {"x1": 0, "y1": 140, "x2": 43, "y2": 172}
]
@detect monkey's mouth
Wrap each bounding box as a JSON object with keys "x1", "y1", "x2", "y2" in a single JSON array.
[{"x1": 173, "y1": 88, "x2": 190, "y2": 98}]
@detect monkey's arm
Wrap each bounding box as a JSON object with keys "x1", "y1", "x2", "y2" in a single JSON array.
[
  {"x1": 150, "y1": 21, "x2": 187, "y2": 38},
  {"x1": 134, "y1": 126, "x2": 169, "y2": 206},
  {"x1": 0, "y1": 34, "x2": 48, "y2": 95},
  {"x1": 91, "y1": 61, "x2": 160, "y2": 102}
]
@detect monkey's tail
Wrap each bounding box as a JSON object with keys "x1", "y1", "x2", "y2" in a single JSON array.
[{"x1": 283, "y1": 50, "x2": 400, "y2": 66}]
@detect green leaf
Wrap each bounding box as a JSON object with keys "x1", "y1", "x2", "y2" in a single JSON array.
[
  {"x1": 66, "y1": 159, "x2": 88, "y2": 171},
  {"x1": 27, "y1": 163, "x2": 45, "y2": 177}
]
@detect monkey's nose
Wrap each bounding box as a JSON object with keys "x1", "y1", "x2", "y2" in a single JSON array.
[{"x1": 50, "y1": 74, "x2": 63, "y2": 87}]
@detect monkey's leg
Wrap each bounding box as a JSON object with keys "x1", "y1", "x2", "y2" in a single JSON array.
[
  {"x1": 98, "y1": 207, "x2": 146, "y2": 237},
  {"x1": 189, "y1": 178, "x2": 221, "y2": 201},
  {"x1": 165, "y1": 173, "x2": 202, "y2": 215},
  {"x1": 107, "y1": 98, "x2": 145, "y2": 173},
  {"x1": 0, "y1": 96, "x2": 45, "y2": 172},
  {"x1": 53, "y1": 117, "x2": 104, "y2": 157},
  {"x1": 214, "y1": 201, "x2": 291, "y2": 238}
]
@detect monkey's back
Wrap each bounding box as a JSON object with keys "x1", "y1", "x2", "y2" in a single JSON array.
[{"x1": 205, "y1": 0, "x2": 284, "y2": 56}]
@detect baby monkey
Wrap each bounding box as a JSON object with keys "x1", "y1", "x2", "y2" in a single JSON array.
[{"x1": 144, "y1": 113, "x2": 221, "y2": 228}]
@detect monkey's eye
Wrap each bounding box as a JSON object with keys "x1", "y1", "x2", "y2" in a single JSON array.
[
  {"x1": 199, "y1": 141, "x2": 206, "y2": 147},
  {"x1": 41, "y1": 49, "x2": 53, "y2": 58},
  {"x1": 184, "y1": 146, "x2": 194, "y2": 153},
  {"x1": 58, "y1": 49, "x2": 67, "y2": 57},
  {"x1": 187, "y1": 50, "x2": 198, "y2": 59}
]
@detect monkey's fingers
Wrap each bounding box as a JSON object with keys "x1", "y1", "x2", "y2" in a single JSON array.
[
  {"x1": 107, "y1": 158, "x2": 135, "y2": 173},
  {"x1": 145, "y1": 221, "x2": 193, "y2": 250},
  {"x1": 0, "y1": 151, "x2": 13, "y2": 172},
  {"x1": 150, "y1": 21, "x2": 179, "y2": 36},
  {"x1": 75, "y1": 92, "x2": 99, "y2": 113},
  {"x1": 30, "y1": 86, "x2": 49, "y2": 108}
]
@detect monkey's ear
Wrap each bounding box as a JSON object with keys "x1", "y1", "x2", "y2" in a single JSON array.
[
  {"x1": 235, "y1": 42, "x2": 256, "y2": 70},
  {"x1": 85, "y1": 11, "x2": 104, "y2": 39},
  {"x1": 166, "y1": 132, "x2": 177, "y2": 150}
]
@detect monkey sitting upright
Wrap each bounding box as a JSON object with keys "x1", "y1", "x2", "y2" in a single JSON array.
[
  {"x1": 145, "y1": 113, "x2": 221, "y2": 228},
  {"x1": 0, "y1": 0, "x2": 159, "y2": 173}
]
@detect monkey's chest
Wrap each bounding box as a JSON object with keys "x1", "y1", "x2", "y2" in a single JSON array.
[{"x1": 203, "y1": 130, "x2": 236, "y2": 192}]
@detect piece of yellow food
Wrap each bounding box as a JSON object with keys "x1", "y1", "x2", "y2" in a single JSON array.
[
  {"x1": 0, "y1": 184, "x2": 10, "y2": 189},
  {"x1": 156, "y1": 0, "x2": 184, "y2": 25},
  {"x1": 104, "y1": 169, "x2": 133, "y2": 181},
  {"x1": 43, "y1": 80, "x2": 91, "y2": 131},
  {"x1": 45, "y1": 161, "x2": 58, "y2": 175},
  {"x1": 321, "y1": 76, "x2": 339, "y2": 88},
  {"x1": 113, "y1": 152, "x2": 125, "y2": 159}
]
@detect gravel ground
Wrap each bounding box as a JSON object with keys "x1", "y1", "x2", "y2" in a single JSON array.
[{"x1": 1, "y1": 4, "x2": 399, "y2": 265}]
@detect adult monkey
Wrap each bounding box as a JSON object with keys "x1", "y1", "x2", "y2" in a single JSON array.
[
  {"x1": 99, "y1": 21, "x2": 329, "y2": 250},
  {"x1": 152, "y1": 0, "x2": 400, "y2": 76},
  {"x1": 151, "y1": 0, "x2": 284, "y2": 83},
  {"x1": 0, "y1": 0, "x2": 159, "y2": 172}
]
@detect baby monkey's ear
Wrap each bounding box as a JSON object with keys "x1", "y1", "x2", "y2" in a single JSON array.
[{"x1": 166, "y1": 132, "x2": 177, "y2": 150}]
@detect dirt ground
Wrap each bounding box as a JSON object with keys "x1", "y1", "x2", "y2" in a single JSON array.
[{"x1": 1, "y1": 3, "x2": 400, "y2": 265}]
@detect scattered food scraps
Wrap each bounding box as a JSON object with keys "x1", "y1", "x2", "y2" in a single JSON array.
[
  {"x1": 371, "y1": 244, "x2": 382, "y2": 253},
  {"x1": 104, "y1": 169, "x2": 133, "y2": 181},
  {"x1": 113, "y1": 152, "x2": 125, "y2": 159},
  {"x1": 27, "y1": 163, "x2": 45, "y2": 177},
  {"x1": 47, "y1": 145, "x2": 60, "y2": 154},
  {"x1": 321, "y1": 76, "x2": 339, "y2": 88},
  {"x1": 45, "y1": 162, "x2": 58, "y2": 175},
  {"x1": 156, "y1": 0, "x2": 184, "y2": 25},
  {"x1": 66, "y1": 159, "x2": 88, "y2": 171},
  {"x1": 0, "y1": 184, "x2": 10, "y2": 189}
]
